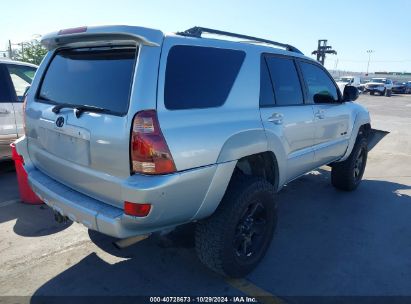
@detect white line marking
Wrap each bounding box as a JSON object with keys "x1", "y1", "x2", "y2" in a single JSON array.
[{"x1": 0, "y1": 199, "x2": 20, "y2": 207}]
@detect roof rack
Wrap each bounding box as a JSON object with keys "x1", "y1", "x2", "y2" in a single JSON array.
[{"x1": 176, "y1": 27, "x2": 304, "y2": 55}]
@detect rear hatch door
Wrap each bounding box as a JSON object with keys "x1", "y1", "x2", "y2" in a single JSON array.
[{"x1": 26, "y1": 28, "x2": 162, "y2": 208}]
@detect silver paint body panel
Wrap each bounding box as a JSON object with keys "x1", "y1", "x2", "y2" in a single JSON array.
[{"x1": 18, "y1": 26, "x2": 371, "y2": 238}]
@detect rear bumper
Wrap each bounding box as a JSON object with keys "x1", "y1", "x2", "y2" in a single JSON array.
[
  {"x1": 392, "y1": 88, "x2": 405, "y2": 93},
  {"x1": 27, "y1": 161, "x2": 234, "y2": 238}
]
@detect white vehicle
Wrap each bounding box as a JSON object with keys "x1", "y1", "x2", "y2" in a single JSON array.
[
  {"x1": 336, "y1": 76, "x2": 361, "y2": 93},
  {"x1": 0, "y1": 59, "x2": 37, "y2": 159},
  {"x1": 364, "y1": 78, "x2": 393, "y2": 97}
]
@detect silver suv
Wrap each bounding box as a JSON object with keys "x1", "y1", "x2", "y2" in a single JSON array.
[{"x1": 17, "y1": 26, "x2": 371, "y2": 277}]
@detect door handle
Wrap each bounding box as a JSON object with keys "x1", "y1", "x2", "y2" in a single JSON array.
[
  {"x1": 315, "y1": 110, "x2": 325, "y2": 119},
  {"x1": 0, "y1": 108, "x2": 10, "y2": 114},
  {"x1": 268, "y1": 113, "x2": 284, "y2": 125}
]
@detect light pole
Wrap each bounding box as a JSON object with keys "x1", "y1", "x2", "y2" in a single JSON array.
[
  {"x1": 10, "y1": 41, "x2": 29, "y2": 61},
  {"x1": 366, "y1": 50, "x2": 374, "y2": 75}
]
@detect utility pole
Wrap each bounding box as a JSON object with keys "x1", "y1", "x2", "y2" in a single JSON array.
[
  {"x1": 17, "y1": 42, "x2": 24, "y2": 61},
  {"x1": 334, "y1": 58, "x2": 339, "y2": 70},
  {"x1": 312, "y1": 39, "x2": 337, "y2": 66},
  {"x1": 8, "y1": 40, "x2": 12, "y2": 59},
  {"x1": 366, "y1": 50, "x2": 374, "y2": 76}
]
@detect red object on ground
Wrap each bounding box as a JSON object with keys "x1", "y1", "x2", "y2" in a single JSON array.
[{"x1": 10, "y1": 143, "x2": 43, "y2": 205}]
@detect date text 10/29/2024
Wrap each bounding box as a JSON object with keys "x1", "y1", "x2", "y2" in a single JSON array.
[{"x1": 150, "y1": 297, "x2": 258, "y2": 303}]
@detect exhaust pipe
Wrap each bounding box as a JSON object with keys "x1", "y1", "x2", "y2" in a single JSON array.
[{"x1": 113, "y1": 234, "x2": 151, "y2": 249}]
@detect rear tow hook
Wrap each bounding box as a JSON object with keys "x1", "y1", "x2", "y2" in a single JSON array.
[{"x1": 54, "y1": 211, "x2": 69, "y2": 224}]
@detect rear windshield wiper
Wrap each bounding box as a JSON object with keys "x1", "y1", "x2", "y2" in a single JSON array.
[{"x1": 52, "y1": 103, "x2": 112, "y2": 118}]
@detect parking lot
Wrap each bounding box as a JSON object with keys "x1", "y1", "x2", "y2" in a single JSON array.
[{"x1": 0, "y1": 93, "x2": 410, "y2": 302}]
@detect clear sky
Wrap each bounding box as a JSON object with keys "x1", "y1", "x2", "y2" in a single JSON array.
[{"x1": 2, "y1": 0, "x2": 410, "y2": 72}]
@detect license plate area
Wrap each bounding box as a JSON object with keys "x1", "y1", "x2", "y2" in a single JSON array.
[{"x1": 38, "y1": 127, "x2": 90, "y2": 166}]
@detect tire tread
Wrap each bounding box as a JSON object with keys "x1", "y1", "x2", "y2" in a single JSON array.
[{"x1": 195, "y1": 175, "x2": 276, "y2": 277}]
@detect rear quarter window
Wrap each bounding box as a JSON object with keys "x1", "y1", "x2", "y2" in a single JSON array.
[{"x1": 164, "y1": 45, "x2": 245, "y2": 110}]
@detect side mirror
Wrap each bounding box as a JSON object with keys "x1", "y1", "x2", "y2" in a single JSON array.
[{"x1": 343, "y1": 85, "x2": 359, "y2": 102}]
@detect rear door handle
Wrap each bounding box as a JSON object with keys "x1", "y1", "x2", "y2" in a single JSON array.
[
  {"x1": 0, "y1": 108, "x2": 10, "y2": 114},
  {"x1": 315, "y1": 110, "x2": 325, "y2": 119},
  {"x1": 268, "y1": 113, "x2": 284, "y2": 125}
]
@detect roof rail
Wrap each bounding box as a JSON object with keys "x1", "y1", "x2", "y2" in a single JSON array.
[{"x1": 176, "y1": 26, "x2": 304, "y2": 55}]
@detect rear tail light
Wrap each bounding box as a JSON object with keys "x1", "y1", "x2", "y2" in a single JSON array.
[
  {"x1": 130, "y1": 110, "x2": 176, "y2": 175},
  {"x1": 124, "y1": 201, "x2": 151, "y2": 217}
]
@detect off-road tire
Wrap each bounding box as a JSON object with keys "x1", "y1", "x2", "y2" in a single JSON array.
[
  {"x1": 380, "y1": 89, "x2": 386, "y2": 96},
  {"x1": 331, "y1": 135, "x2": 368, "y2": 191},
  {"x1": 195, "y1": 176, "x2": 277, "y2": 278},
  {"x1": 370, "y1": 91, "x2": 374, "y2": 95}
]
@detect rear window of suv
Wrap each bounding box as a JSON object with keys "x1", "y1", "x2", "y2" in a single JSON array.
[
  {"x1": 164, "y1": 45, "x2": 245, "y2": 110},
  {"x1": 38, "y1": 47, "x2": 137, "y2": 115}
]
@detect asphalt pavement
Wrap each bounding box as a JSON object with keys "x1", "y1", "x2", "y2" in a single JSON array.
[{"x1": 0, "y1": 93, "x2": 410, "y2": 302}]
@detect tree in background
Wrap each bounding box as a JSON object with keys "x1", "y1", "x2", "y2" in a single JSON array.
[{"x1": 15, "y1": 39, "x2": 47, "y2": 65}]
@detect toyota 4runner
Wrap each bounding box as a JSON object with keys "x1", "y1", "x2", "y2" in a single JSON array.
[{"x1": 16, "y1": 26, "x2": 372, "y2": 277}]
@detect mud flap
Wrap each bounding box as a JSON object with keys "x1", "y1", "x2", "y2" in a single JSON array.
[{"x1": 368, "y1": 129, "x2": 389, "y2": 151}]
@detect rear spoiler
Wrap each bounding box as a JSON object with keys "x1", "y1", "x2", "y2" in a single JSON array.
[{"x1": 41, "y1": 25, "x2": 164, "y2": 50}]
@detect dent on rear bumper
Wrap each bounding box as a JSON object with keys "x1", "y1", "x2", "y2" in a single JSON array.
[{"x1": 27, "y1": 161, "x2": 236, "y2": 238}]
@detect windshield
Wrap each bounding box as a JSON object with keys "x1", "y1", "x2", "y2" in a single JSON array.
[
  {"x1": 339, "y1": 77, "x2": 352, "y2": 83},
  {"x1": 371, "y1": 78, "x2": 385, "y2": 84},
  {"x1": 38, "y1": 47, "x2": 137, "y2": 115}
]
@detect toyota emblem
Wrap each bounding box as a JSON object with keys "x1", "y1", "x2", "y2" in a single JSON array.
[{"x1": 55, "y1": 116, "x2": 65, "y2": 128}]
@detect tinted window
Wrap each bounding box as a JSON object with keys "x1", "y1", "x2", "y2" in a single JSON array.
[
  {"x1": 300, "y1": 62, "x2": 339, "y2": 104},
  {"x1": 7, "y1": 64, "x2": 36, "y2": 102},
  {"x1": 260, "y1": 57, "x2": 275, "y2": 107},
  {"x1": 38, "y1": 47, "x2": 137, "y2": 115},
  {"x1": 164, "y1": 45, "x2": 245, "y2": 110},
  {"x1": 0, "y1": 65, "x2": 14, "y2": 102},
  {"x1": 265, "y1": 56, "x2": 303, "y2": 106}
]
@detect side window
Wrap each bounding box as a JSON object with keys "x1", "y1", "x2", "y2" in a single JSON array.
[
  {"x1": 259, "y1": 57, "x2": 275, "y2": 107},
  {"x1": 164, "y1": 45, "x2": 245, "y2": 110},
  {"x1": 0, "y1": 64, "x2": 14, "y2": 103},
  {"x1": 300, "y1": 62, "x2": 339, "y2": 104},
  {"x1": 6, "y1": 64, "x2": 36, "y2": 102},
  {"x1": 265, "y1": 56, "x2": 304, "y2": 106}
]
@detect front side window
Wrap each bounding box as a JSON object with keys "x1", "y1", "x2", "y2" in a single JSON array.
[
  {"x1": 164, "y1": 45, "x2": 245, "y2": 110},
  {"x1": 38, "y1": 47, "x2": 137, "y2": 115},
  {"x1": 7, "y1": 64, "x2": 36, "y2": 102},
  {"x1": 300, "y1": 62, "x2": 339, "y2": 104},
  {"x1": 265, "y1": 56, "x2": 304, "y2": 106}
]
